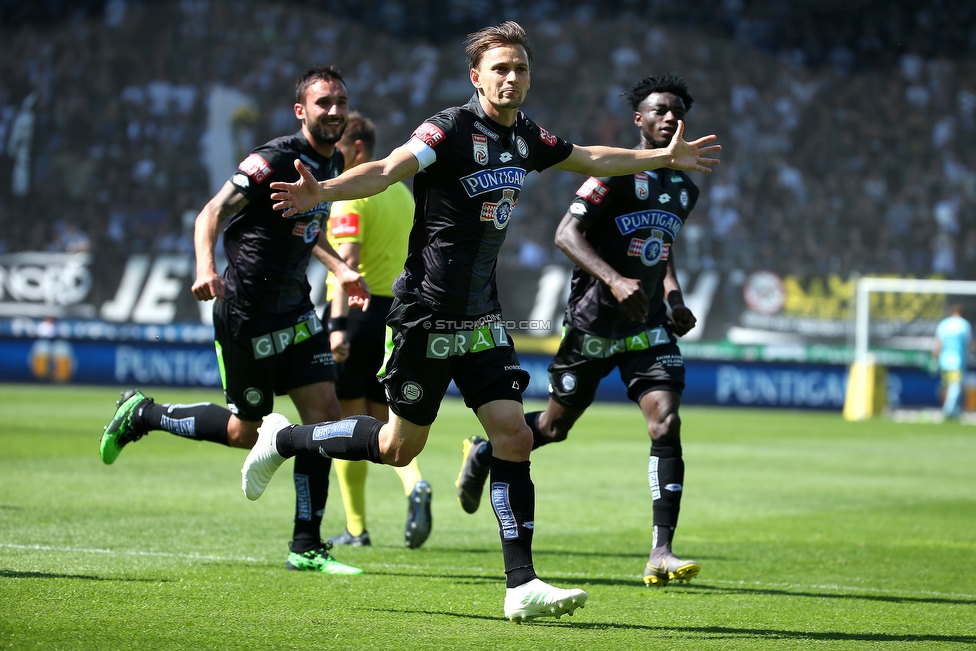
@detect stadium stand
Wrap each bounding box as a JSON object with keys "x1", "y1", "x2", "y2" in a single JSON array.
[{"x1": 1, "y1": 0, "x2": 974, "y2": 279}]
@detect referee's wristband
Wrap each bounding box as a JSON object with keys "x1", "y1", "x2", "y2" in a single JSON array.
[{"x1": 329, "y1": 316, "x2": 349, "y2": 332}]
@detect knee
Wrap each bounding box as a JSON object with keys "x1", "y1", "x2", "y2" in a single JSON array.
[
  {"x1": 649, "y1": 411, "x2": 681, "y2": 443},
  {"x1": 491, "y1": 418, "x2": 533, "y2": 459},
  {"x1": 379, "y1": 439, "x2": 420, "y2": 467}
]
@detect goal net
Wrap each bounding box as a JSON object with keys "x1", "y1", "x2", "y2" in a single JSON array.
[{"x1": 845, "y1": 277, "x2": 976, "y2": 421}]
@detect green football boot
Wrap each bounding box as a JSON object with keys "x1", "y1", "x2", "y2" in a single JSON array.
[{"x1": 100, "y1": 389, "x2": 151, "y2": 465}]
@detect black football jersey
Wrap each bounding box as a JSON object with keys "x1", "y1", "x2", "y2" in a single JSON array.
[
  {"x1": 392, "y1": 95, "x2": 574, "y2": 316},
  {"x1": 564, "y1": 166, "x2": 699, "y2": 337},
  {"x1": 222, "y1": 131, "x2": 343, "y2": 313}
]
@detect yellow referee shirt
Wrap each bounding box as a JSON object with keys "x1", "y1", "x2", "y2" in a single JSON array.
[{"x1": 326, "y1": 181, "x2": 413, "y2": 300}]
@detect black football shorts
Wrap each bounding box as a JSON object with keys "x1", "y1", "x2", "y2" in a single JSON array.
[
  {"x1": 547, "y1": 324, "x2": 685, "y2": 410},
  {"x1": 380, "y1": 297, "x2": 529, "y2": 426},
  {"x1": 213, "y1": 297, "x2": 336, "y2": 421}
]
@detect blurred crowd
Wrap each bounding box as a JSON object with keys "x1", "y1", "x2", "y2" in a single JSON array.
[{"x1": 1, "y1": 0, "x2": 975, "y2": 280}]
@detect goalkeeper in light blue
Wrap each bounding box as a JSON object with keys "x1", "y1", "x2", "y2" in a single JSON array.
[{"x1": 933, "y1": 304, "x2": 973, "y2": 419}]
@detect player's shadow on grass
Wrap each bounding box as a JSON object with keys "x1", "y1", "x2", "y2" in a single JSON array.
[
  {"x1": 687, "y1": 582, "x2": 976, "y2": 606},
  {"x1": 373, "y1": 608, "x2": 976, "y2": 643},
  {"x1": 0, "y1": 569, "x2": 173, "y2": 583},
  {"x1": 435, "y1": 546, "x2": 645, "y2": 561}
]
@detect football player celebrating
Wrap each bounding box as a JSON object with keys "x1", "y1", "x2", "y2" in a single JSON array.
[{"x1": 456, "y1": 73, "x2": 705, "y2": 589}]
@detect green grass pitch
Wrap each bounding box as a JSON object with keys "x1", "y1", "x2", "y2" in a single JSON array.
[{"x1": 1, "y1": 383, "x2": 975, "y2": 650}]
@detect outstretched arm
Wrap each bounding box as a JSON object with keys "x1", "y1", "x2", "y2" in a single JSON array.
[
  {"x1": 271, "y1": 146, "x2": 420, "y2": 218},
  {"x1": 555, "y1": 121, "x2": 720, "y2": 177},
  {"x1": 554, "y1": 212, "x2": 648, "y2": 322},
  {"x1": 191, "y1": 181, "x2": 248, "y2": 302}
]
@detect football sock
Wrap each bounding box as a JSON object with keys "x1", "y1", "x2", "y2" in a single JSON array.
[
  {"x1": 140, "y1": 402, "x2": 231, "y2": 445},
  {"x1": 652, "y1": 524, "x2": 675, "y2": 554},
  {"x1": 335, "y1": 459, "x2": 368, "y2": 536},
  {"x1": 395, "y1": 458, "x2": 423, "y2": 496},
  {"x1": 488, "y1": 457, "x2": 537, "y2": 588},
  {"x1": 524, "y1": 411, "x2": 551, "y2": 450},
  {"x1": 649, "y1": 441, "x2": 684, "y2": 549},
  {"x1": 290, "y1": 450, "x2": 331, "y2": 553},
  {"x1": 277, "y1": 415, "x2": 382, "y2": 463}
]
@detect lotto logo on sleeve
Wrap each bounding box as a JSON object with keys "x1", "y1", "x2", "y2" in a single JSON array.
[
  {"x1": 412, "y1": 122, "x2": 445, "y2": 148},
  {"x1": 576, "y1": 177, "x2": 609, "y2": 204},
  {"x1": 331, "y1": 212, "x2": 360, "y2": 237},
  {"x1": 239, "y1": 153, "x2": 273, "y2": 183}
]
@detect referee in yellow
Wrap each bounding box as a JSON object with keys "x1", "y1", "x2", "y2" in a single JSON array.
[{"x1": 325, "y1": 112, "x2": 432, "y2": 549}]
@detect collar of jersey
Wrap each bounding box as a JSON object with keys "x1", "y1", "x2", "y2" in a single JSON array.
[{"x1": 464, "y1": 93, "x2": 516, "y2": 139}]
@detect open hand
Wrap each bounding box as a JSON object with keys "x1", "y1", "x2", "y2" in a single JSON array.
[
  {"x1": 270, "y1": 159, "x2": 325, "y2": 218},
  {"x1": 666, "y1": 121, "x2": 721, "y2": 173}
]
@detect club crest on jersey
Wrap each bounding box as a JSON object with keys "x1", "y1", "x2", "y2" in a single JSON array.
[
  {"x1": 292, "y1": 216, "x2": 323, "y2": 243},
  {"x1": 680, "y1": 188, "x2": 689, "y2": 208},
  {"x1": 460, "y1": 166, "x2": 526, "y2": 197},
  {"x1": 635, "y1": 173, "x2": 649, "y2": 200},
  {"x1": 516, "y1": 137, "x2": 528, "y2": 158},
  {"x1": 576, "y1": 177, "x2": 609, "y2": 204},
  {"x1": 472, "y1": 134, "x2": 489, "y2": 165},
  {"x1": 628, "y1": 229, "x2": 670, "y2": 266},
  {"x1": 480, "y1": 189, "x2": 517, "y2": 230}
]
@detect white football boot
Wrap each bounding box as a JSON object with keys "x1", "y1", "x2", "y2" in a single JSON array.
[
  {"x1": 241, "y1": 413, "x2": 289, "y2": 500},
  {"x1": 503, "y1": 578, "x2": 587, "y2": 622}
]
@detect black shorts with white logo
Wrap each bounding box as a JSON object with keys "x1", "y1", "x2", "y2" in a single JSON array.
[
  {"x1": 334, "y1": 295, "x2": 394, "y2": 404},
  {"x1": 380, "y1": 296, "x2": 529, "y2": 427},
  {"x1": 213, "y1": 297, "x2": 336, "y2": 421},
  {"x1": 548, "y1": 324, "x2": 685, "y2": 410}
]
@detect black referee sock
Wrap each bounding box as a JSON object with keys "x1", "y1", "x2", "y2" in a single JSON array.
[
  {"x1": 290, "y1": 450, "x2": 331, "y2": 553},
  {"x1": 649, "y1": 442, "x2": 684, "y2": 549},
  {"x1": 277, "y1": 415, "x2": 382, "y2": 464},
  {"x1": 488, "y1": 457, "x2": 537, "y2": 588},
  {"x1": 140, "y1": 402, "x2": 231, "y2": 446}
]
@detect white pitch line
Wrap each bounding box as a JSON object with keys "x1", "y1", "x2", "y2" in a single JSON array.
[
  {"x1": 5, "y1": 543, "x2": 976, "y2": 601},
  {"x1": 1, "y1": 542, "x2": 264, "y2": 563}
]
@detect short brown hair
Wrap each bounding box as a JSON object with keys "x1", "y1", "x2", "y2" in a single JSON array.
[
  {"x1": 339, "y1": 112, "x2": 377, "y2": 158},
  {"x1": 295, "y1": 65, "x2": 345, "y2": 104},
  {"x1": 464, "y1": 21, "x2": 532, "y2": 70}
]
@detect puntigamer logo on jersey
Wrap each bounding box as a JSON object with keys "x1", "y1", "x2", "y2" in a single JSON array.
[
  {"x1": 459, "y1": 166, "x2": 526, "y2": 197},
  {"x1": 614, "y1": 209, "x2": 682, "y2": 237}
]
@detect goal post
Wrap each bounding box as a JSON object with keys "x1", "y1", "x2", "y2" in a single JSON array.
[{"x1": 845, "y1": 277, "x2": 976, "y2": 420}]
